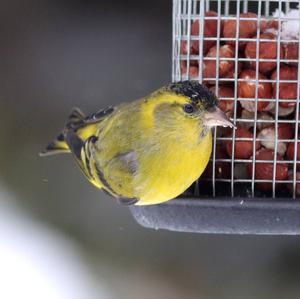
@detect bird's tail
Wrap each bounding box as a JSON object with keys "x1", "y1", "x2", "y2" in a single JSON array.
[{"x1": 39, "y1": 108, "x2": 85, "y2": 157}]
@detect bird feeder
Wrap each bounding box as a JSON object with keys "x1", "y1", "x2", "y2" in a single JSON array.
[{"x1": 131, "y1": 0, "x2": 300, "y2": 234}]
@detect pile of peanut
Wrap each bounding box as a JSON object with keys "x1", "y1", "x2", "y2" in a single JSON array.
[{"x1": 181, "y1": 12, "x2": 300, "y2": 194}]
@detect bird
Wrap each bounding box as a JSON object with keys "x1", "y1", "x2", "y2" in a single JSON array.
[{"x1": 40, "y1": 81, "x2": 234, "y2": 205}]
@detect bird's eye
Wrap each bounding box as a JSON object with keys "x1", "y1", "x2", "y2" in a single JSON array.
[{"x1": 183, "y1": 104, "x2": 194, "y2": 114}]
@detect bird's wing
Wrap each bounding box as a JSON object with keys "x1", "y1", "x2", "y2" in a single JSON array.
[
  {"x1": 66, "y1": 106, "x2": 140, "y2": 204},
  {"x1": 64, "y1": 130, "x2": 102, "y2": 189},
  {"x1": 66, "y1": 129, "x2": 139, "y2": 204},
  {"x1": 63, "y1": 107, "x2": 115, "y2": 188}
]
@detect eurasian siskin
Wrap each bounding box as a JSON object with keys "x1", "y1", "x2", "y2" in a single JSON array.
[{"x1": 41, "y1": 81, "x2": 234, "y2": 205}]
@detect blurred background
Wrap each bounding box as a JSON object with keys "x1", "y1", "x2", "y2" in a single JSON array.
[{"x1": 1, "y1": 0, "x2": 300, "y2": 298}]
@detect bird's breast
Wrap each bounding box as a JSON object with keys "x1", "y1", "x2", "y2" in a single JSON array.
[{"x1": 135, "y1": 130, "x2": 212, "y2": 205}]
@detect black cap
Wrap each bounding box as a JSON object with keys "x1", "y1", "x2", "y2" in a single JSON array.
[{"x1": 168, "y1": 81, "x2": 218, "y2": 110}]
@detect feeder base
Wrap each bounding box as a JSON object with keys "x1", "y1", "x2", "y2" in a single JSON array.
[{"x1": 130, "y1": 198, "x2": 300, "y2": 235}]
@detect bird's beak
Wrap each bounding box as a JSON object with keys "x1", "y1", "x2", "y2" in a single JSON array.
[{"x1": 203, "y1": 106, "x2": 236, "y2": 128}]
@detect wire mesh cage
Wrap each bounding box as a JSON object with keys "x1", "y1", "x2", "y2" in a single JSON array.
[{"x1": 130, "y1": 0, "x2": 300, "y2": 234}]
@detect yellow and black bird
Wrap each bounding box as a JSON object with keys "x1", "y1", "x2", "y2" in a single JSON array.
[{"x1": 41, "y1": 81, "x2": 234, "y2": 205}]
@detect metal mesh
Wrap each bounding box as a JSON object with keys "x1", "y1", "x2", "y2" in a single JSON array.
[{"x1": 173, "y1": 0, "x2": 300, "y2": 199}]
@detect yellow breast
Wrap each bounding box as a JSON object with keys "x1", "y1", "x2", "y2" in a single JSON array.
[{"x1": 135, "y1": 130, "x2": 212, "y2": 205}]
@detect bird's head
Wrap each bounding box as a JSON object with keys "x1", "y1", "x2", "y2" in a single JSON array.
[
  {"x1": 167, "y1": 80, "x2": 235, "y2": 129},
  {"x1": 149, "y1": 81, "x2": 235, "y2": 137}
]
